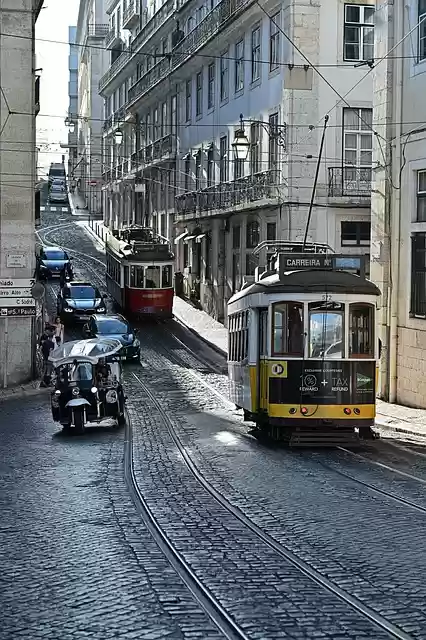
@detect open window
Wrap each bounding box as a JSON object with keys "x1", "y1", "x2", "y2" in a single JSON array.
[
  {"x1": 272, "y1": 302, "x2": 304, "y2": 356},
  {"x1": 309, "y1": 302, "x2": 344, "y2": 359},
  {"x1": 145, "y1": 266, "x2": 161, "y2": 289},
  {"x1": 349, "y1": 303, "x2": 374, "y2": 357}
]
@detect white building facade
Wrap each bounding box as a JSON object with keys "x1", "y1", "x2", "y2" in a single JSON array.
[
  {"x1": 100, "y1": 0, "x2": 374, "y2": 322},
  {"x1": 0, "y1": 0, "x2": 43, "y2": 385},
  {"x1": 371, "y1": 0, "x2": 426, "y2": 407},
  {"x1": 64, "y1": 26, "x2": 79, "y2": 182},
  {"x1": 75, "y1": 0, "x2": 109, "y2": 214}
]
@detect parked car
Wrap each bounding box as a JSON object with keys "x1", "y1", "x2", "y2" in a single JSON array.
[
  {"x1": 49, "y1": 184, "x2": 68, "y2": 204},
  {"x1": 50, "y1": 178, "x2": 66, "y2": 189},
  {"x1": 36, "y1": 246, "x2": 73, "y2": 280},
  {"x1": 57, "y1": 281, "x2": 107, "y2": 323},
  {"x1": 82, "y1": 314, "x2": 140, "y2": 362}
]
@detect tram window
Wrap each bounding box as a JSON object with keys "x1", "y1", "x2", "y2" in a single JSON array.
[
  {"x1": 349, "y1": 303, "x2": 374, "y2": 357},
  {"x1": 309, "y1": 302, "x2": 343, "y2": 359},
  {"x1": 259, "y1": 310, "x2": 268, "y2": 356},
  {"x1": 272, "y1": 302, "x2": 303, "y2": 356},
  {"x1": 162, "y1": 265, "x2": 172, "y2": 288},
  {"x1": 145, "y1": 266, "x2": 161, "y2": 289},
  {"x1": 130, "y1": 266, "x2": 144, "y2": 288}
]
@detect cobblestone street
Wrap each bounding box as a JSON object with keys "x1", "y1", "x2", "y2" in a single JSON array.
[{"x1": 2, "y1": 209, "x2": 426, "y2": 638}]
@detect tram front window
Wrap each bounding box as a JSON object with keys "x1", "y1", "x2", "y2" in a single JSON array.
[
  {"x1": 130, "y1": 266, "x2": 144, "y2": 288},
  {"x1": 309, "y1": 303, "x2": 343, "y2": 359},
  {"x1": 272, "y1": 302, "x2": 303, "y2": 355},
  {"x1": 162, "y1": 265, "x2": 172, "y2": 288},
  {"x1": 145, "y1": 266, "x2": 161, "y2": 289}
]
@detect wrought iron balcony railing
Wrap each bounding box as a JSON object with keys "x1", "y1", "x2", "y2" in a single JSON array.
[
  {"x1": 123, "y1": 0, "x2": 140, "y2": 29},
  {"x1": 131, "y1": 0, "x2": 174, "y2": 52},
  {"x1": 99, "y1": 45, "x2": 132, "y2": 91},
  {"x1": 176, "y1": 169, "x2": 280, "y2": 216},
  {"x1": 87, "y1": 23, "x2": 109, "y2": 38},
  {"x1": 328, "y1": 166, "x2": 372, "y2": 198},
  {"x1": 105, "y1": 27, "x2": 123, "y2": 49},
  {"x1": 128, "y1": 0, "x2": 251, "y2": 104}
]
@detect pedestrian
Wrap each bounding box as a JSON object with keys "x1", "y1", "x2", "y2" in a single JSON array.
[
  {"x1": 40, "y1": 329, "x2": 55, "y2": 387},
  {"x1": 53, "y1": 315, "x2": 64, "y2": 347}
]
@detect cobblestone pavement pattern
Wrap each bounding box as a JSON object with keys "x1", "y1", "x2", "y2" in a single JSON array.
[{"x1": 35, "y1": 211, "x2": 426, "y2": 638}]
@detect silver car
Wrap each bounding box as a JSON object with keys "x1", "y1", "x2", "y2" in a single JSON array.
[{"x1": 49, "y1": 185, "x2": 68, "y2": 204}]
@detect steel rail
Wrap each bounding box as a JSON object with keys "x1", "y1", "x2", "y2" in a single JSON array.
[{"x1": 131, "y1": 370, "x2": 415, "y2": 640}]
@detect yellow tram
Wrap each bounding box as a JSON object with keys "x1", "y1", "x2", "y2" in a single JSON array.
[{"x1": 227, "y1": 247, "x2": 381, "y2": 446}]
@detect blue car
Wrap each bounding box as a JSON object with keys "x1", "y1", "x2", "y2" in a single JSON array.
[{"x1": 37, "y1": 247, "x2": 74, "y2": 280}]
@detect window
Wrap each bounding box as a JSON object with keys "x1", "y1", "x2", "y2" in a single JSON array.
[
  {"x1": 269, "y1": 12, "x2": 280, "y2": 71},
  {"x1": 234, "y1": 156, "x2": 244, "y2": 180},
  {"x1": 195, "y1": 151, "x2": 202, "y2": 190},
  {"x1": 161, "y1": 102, "x2": 167, "y2": 136},
  {"x1": 196, "y1": 71, "x2": 203, "y2": 116},
  {"x1": 420, "y1": 0, "x2": 426, "y2": 61},
  {"x1": 171, "y1": 95, "x2": 177, "y2": 134},
  {"x1": 146, "y1": 113, "x2": 151, "y2": 143},
  {"x1": 309, "y1": 302, "x2": 344, "y2": 359},
  {"x1": 219, "y1": 136, "x2": 228, "y2": 182},
  {"x1": 185, "y1": 79, "x2": 192, "y2": 122},
  {"x1": 272, "y1": 302, "x2": 303, "y2": 355},
  {"x1": 245, "y1": 253, "x2": 259, "y2": 276},
  {"x1": 228, "y1": 311, "x2": 249, "y2": 362},
  {"x1": 153, "y1": 107, "x2": 159, "y2": 140},
  {"x1": 349, "y1": 304, "x2": 374, "y2": 357},
  {"x1": 184, "y1": 156, "x2": 191, "y2": 191},
  {"x1": 344, "y1": 5, "x2": 374, "y2": 62},
  {"x1": 246, "y1": 220, "x2": 259, "y2": 248},
  {"x1": 232, "y1": 253, "x2": 240, "y2": 293},
  {"x1": 267, "y1": 222, "x2": 276, "y2": 241},
  {"x1": 411, "y1": 232, "x2": 426, "y2": 316},
  {"x1": 268, "y1": 112, "x2": 279, "y2": 170},
  {"x1": 162, "y1": 265, "x2": 172, "y2": 288},
  {"x1": 235, "y1": 40, "x2": 244, "y2": 92},
  {"x1": 130, "y1": 265, "x2": 144, "y2": 287},
  {"x1": 342, "y1": 107, "x2": 372, "y2": 190},
  {"x1": 417, "y1": 170, "x2": 426, "y2": 221},
  {"x1": 208, "y1": 62, "x2": 215, "y2": 109},
  {"x1": 250, "y1": 123, "x2": 260, "y2": 174},
  {"x1": 145, "y1": 265, "x2": 161, "y2": 288},
  {"x1": 251, "y1": 27, "x2": 261, "y2": 82},
  {"x1": 341, "y1": 221, "x2": 370, "y2": 246},
  {"x1": 232, "y1": 225, "x2": 241, "y2": 249},
  {"x1": 207, "y1": 148, "x2": 214, "y2": 186},
  {"x1": 220, "y1": 51, "x2": 229, "y2": 101},
  {"x1": 205, "y1": 233, "x2": 212, "y2": 280}
]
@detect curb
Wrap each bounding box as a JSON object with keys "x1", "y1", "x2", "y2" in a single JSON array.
[
  {"x1": 374, "y1": 418, "x2": 426, "y2": 438},
  {"x1": 0, "y1": 384, "x2": 50, "y2": 404},
  {"x1": 80, "y1": 221, "x2": 106, "y2": 251},
  {"x1": 172, "y1": 311, "x2": 227, "y2": 359}
]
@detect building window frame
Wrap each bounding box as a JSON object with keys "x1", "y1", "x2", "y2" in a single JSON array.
[
  {"x1": 207, "y1": 148, "x2": 214, "y2": 186},
  {"x1": 342, "y1": 107, "x2": 373, "y2": 187},
  {"x1": 343, "y1": 4, "x2": 375, "y2": 62},
  {"x1": 251, "y1": 26, "x2": 261, "y2": 83},
  {"x1": 417, "y1": 170, "x2": 426, "y2": 221},
  {"x1": 341, "y1": 221, "x2": 371, "y2": 247},
  {"x1": 411, "y1": 232, "x2": 426, "y2": 317},
  {"x1": 219, "y1": 135, "x2": 228, "y2": 182},
  {"x1": 268, "y1": 112, "x2": 279, "y2": 170},
  {"x1": 235, "y1": 39, "x2": 245, "y2": 92},
  {"x1": 196, "y1": 71, "x2": 203, "y2": 116},
  {"x1": 250, "y1": 123, "x2": 261, "y2": 175},
  {"x1": 207, "y1": 62, "x2": 215, "y2": 109},
  {"x1": 420, "y1": 0, "x2": 426, "y2": 61},
  {"x1": 185, "y1": 79, "x2": 192, "y2": 122},
  {"x1": 220, "y1": 51, "x2": 229, "y2": 102},
  {"x1": 195, "y1": 151, "x2": 202, "y2": 191},
  {"x1": 269, "y1": 12, "x2": 280, "y2": 71}
]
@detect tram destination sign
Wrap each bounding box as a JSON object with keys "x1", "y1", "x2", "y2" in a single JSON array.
[{"x1": 278, "y1": 254, "x2": 365, "y2": 275}]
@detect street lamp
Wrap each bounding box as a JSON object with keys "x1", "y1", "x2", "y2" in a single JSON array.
[
  {"x1": 232, "y1": 114, "x2": 250, "y2": 161},
  {"x1": 114, "y1": 129, "x2": 123, "y2": 145}
]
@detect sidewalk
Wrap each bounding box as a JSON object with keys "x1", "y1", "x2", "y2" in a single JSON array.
[{"x1": 79, "y1": 223, "x2": 426, "y2": 439}]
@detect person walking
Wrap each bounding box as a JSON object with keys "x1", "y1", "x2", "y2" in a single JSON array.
[
  {"x1": 53, "y1": 316, "x2": 64, "y2": 347},
  {"x1": 39, "y1": 328, "x2": 55, "y2": 387}
]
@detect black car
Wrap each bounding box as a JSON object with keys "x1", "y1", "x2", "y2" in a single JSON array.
[
  {"x1": 82, "y1": 314, "x2": 140, "y2": 362},
  {"x1": 57, "y1": 281, "x2": 107, "y2": 323},
  {"x1": 37, "y1": 247, "x2": 73, "y2": 280}
]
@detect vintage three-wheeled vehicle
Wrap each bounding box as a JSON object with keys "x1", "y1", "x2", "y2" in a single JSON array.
[{"x1": 49, "y1": 338, "x2": 127, "y2": 433}]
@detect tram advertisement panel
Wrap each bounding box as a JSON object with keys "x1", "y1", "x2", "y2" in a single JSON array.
[{"x1": 269, "y1": 360, "x2": 375, "y2": 405}]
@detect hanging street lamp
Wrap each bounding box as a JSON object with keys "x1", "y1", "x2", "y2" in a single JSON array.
[{"x1": 232, "y1": 113, "x2": 250, "y2": 161}]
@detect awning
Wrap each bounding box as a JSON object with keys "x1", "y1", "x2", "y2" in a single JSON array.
[
  {"x1": 195, "y1": 234, "x2": 206, "y2": 243},
  {"x1": 183, "y1": 235, "x2": 196, "y2": 243},
  {"x1": 174, "y1": 231, "x2": 189, "y2": 245}
]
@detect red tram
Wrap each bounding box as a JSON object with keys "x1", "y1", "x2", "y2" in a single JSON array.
[{"x1": 105, "y1": 226, "x2": 174, "y2": 318}]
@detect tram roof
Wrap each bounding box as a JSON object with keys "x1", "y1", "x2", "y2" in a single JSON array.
[{"x1": 228, "y1": 269, "x2": 380, "y2": 304}]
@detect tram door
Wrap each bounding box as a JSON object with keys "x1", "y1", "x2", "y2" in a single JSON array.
[{"x1": 257, "y1": 308, "x2": 268, "y2": 412}]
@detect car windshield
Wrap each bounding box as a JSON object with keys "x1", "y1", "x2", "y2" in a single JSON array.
[
  {"x1": 69, "y1": 286, "x2": 99, "y2": 299},
  {"x1": 51, "y1": 184, "x2": 64, "y2": 190},
  {"x1": 97, "y1": 319, "x2": 129, "y2": 335},
  {"x1": 44, "y1": 250, "x2": 67, "y2": 261}
]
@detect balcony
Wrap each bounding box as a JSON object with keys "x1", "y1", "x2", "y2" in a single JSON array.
[
  {"x1": 105, "y1": 27, "x2": 123, "y2": 50},
  {"x1": 99, "y1": 46, "x2": 132, "y2": 92},
  {"x1": 123, "y1": 1, "x2": 140, "y2": 29},
  {"x1": 131, "y1": 0, "x2": 174, "y2": 53},
  {"x1": 103, "y1": 114, "x2": 114, "y2": 132},
  {"x1": 328, "y1": 166, "x2": 372, "y2": 199},
  {"x1": 87, "y1": 23, "x2": 109, "y2": 38},
  {"x1": 176, "y1": 170, "x2": 279, "y2": 217},
  {"x1": 129, "y1": 0, "x2": 251, "y2": 105}
]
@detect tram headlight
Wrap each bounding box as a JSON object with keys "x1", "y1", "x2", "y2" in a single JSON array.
[
  {"x1": 353, "y1": 408, "x2": 360, "y2": 415},
  {"x1": 91, "y1": 387, "x2": 98, "y2": 395},
  {"x1": 289, "y1": 408, "x2": 296, "y2": 415},
  {"x1": 72, "y1": 387, "x2": 80, "y2": 397},
  {"x1": 106, "y1": 390, "x2": 118, "y2": 403},
  {"x1": 343, "y1": 408, "x2": 352, "y2": 415}
]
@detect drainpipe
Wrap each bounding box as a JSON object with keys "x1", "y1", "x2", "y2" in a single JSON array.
[{"x1": 388, "y1": 0, "x2": 403, "y2": 403}]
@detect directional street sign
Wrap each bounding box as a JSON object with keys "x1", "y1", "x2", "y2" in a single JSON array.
[
  {"x1": 0, "y1": 278, "x2": 35, "y2": 288},
  {"x1": 0, "y1": 307, "x2": 36, "y2": 317},
  {"x1": 0, "y1": 297, "x2": 35, "y2": 307},
  {"x1": 0, "y1": 288, "x2": 32, "y2": 298}
]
